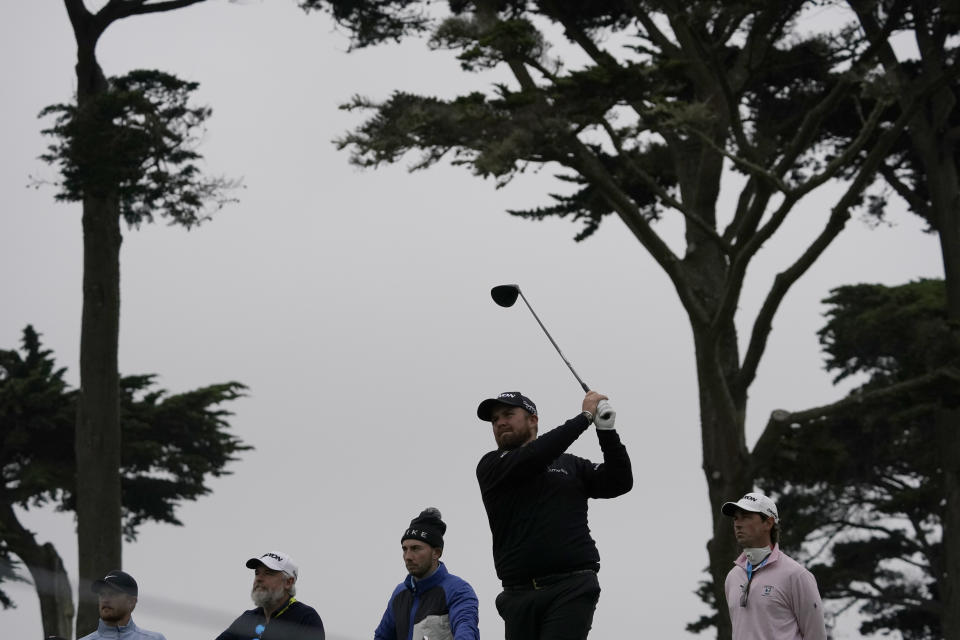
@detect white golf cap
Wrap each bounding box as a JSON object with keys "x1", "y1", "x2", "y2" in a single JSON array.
[
  {"x1": 245, "y1": 550, "x2": 298, "y2": 579},
  {"x1": 721, "y1": 492, "x2": 779, "y2": 523}
]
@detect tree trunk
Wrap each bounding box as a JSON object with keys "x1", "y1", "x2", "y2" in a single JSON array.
[
  {"x1": 937, "y1": 405, "x2": 960, "y2": 640},
  {"x1": 694, "y1": 327, "x2": 750, "y2": 640},
  {"x1": 912, "y1": 91, "x2": 960, "y2": 640},
  {"x1": 72, "y1": 28, "x2": 123, "y2": 636},
  {"x1": 666, "y1": 113, "x2": 751, "y2": 638},
  {"x1": 929, "y1": 146, "x2": 960, "y2": 640},
  {"x1": 74, "y1": 190, "x2": 123, "y2": 637},
  {"x1": 0, "y1": 503, "x2": 74, "y2": 639}
]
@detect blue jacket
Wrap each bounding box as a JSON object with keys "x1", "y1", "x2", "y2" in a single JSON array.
[
  {"x1": 374, "y1": 562, "x2": 479, "y2": 640},
  {"x1": 79, "y1": 618, "x2": 166, "y2": 640}
]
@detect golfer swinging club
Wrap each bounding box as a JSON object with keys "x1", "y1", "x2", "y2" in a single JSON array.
[{"x1": 475, "y1": 389, "x2": 633, "y2": 639}]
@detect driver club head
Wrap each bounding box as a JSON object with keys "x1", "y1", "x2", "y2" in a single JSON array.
[{"x1": 491, "y1": 284, "x2": 521, "y2": 308}]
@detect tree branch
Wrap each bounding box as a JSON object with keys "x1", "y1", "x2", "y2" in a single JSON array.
[
  {"x1": 680, "y1": 126, "x2": 789, "y2": 191},
  {"x1": 626, "y1": 0, "x2": 680, "y2": 56},
  {"x1": 597, "y1": 119, "x2": 733, "y2": 254},
  {"x1": 668, "y1": 6, "x2": 762, "y2": 165},
  {"x1": 735, "y1": 91, "x2": 921, "y2": 395},
  {"x1": 564, "y1": 135, "x2": 710, "y2": 324},
  {"x1": 750, "y1": 366, "x2": 960, "y2": 473},
  {"x1": 788, "y1": 96, "x2": 889, "y2": 201},
  {"x1": 98, "y1": 0, "x2": 208, "y2": 25},
  {"x1": 878, "y1": 162, "x2": 930, "y2": 217},
  {"x1": 63, "y1": 0, "x2": 92, "y2": 32}
]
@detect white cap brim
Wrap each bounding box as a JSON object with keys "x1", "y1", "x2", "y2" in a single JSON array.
[{"x1": 721, "y1": 495, "x2": 779, "y2": 523}]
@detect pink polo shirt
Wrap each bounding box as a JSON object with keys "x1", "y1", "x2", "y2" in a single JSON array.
[{"x1": 724, "y1": 544, "x2": 827, "y2": 640}]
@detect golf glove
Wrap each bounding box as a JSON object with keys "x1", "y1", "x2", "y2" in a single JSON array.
[{"x1": 595, "y1": 400, "x2": 616, "y2": 430}]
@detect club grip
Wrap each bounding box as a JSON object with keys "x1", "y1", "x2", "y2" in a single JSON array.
[{"x1": 589, "y1": 389, "x2": 613, "y2": 418}]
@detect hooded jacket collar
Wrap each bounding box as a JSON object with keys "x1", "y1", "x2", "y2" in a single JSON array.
[{"x1": 403, "y1": 560, "x2": 448, "y2": 593}]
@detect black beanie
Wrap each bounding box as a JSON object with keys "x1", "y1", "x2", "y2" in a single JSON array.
[{"x1": 401, "y1": 507, "x2": 446, "y2": 548}]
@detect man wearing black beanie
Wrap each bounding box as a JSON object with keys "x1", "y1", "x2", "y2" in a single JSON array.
[{"x1": 373, "y1": 508, "x2": 480, "y2": 640}]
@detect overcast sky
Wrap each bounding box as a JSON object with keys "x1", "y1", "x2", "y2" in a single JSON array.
[{"x1": 1, "y1": 2, "x2": 944, "y2": 639}]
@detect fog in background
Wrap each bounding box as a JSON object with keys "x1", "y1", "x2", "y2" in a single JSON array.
[{"x1": 1, "y1": 2, "x2": 943, "y2": 638}]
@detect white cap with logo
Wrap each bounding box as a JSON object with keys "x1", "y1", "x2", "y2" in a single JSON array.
[
  {"x1": 721, "y1": 492, "x2": 779, "y2": 523},
  {"x1": 245, "y1": 550, "x2": 299, "y2": 580}
]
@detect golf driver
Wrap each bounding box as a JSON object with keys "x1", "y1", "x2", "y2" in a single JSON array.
[{"x1": 490, "y1": 284, "x2": 613, "y2": 421}]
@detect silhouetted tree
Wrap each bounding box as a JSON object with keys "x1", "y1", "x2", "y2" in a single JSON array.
[
  {"x1": 755, "y1": 280, "x2": 959, "y2": 638},
  {"x1": 48, "y1": 2, "x2": 227, "y2": 634},
  {"x1": 0, "y1": 326, "x2": 250, "y2": 638},
  {"x1": 840, "y1": 4, "x2": 960, "y2": 634}
]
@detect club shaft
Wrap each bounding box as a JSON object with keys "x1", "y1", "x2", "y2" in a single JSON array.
[{"x1": 516, "y1": 290, "x2": 590, "y2": 393}]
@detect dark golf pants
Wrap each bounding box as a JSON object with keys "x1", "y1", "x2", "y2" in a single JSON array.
[{"x1": 495, "y1": 571, "x2": 601, "y2": 640}]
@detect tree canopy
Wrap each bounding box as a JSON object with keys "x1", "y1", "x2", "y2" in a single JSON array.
[
  {"x1": 0, "y1": 326, "x2": 250, "y2": 633},
  {"x1": 40, "y1": 68, "x2": 235, "y2": 228},
  {"x1": 756, "y1": 280, "x2": 960, "y2": 638}
]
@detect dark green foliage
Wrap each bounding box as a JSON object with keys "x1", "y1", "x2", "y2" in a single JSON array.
[
  {"x1": 0, "y1": 326, "x2": 250, "y2": 606},
  {"x1": 432, "y1": 17, "x2": 547, "y2": 72},
  {"x1": 0, "y1": 327, "x2": 75, "y2": 508},
  {"x1": 0, "y1": 545, "x2": 21, "y2": 609},
  {"x1": 324, "y1": 1, "x2": 872, "y2": 241},
  {"x1": 39, "y1": 69, "x2": 235, "y2": 228},
  {"x1": 757, "y1": 280, "x2": 958, "y2": 639},
  {"x1": 299, "y1": 0, "x2": 431, "y2": 48},
  {"x1": 819, "y1": 279, "x2": 958, "y2": 384},
  {"x1": 686, "y1": 578, "x2": 719, "y2": 634},
  {"x1": 117, "y1": 374, "x2": 250, "y2": 537}
]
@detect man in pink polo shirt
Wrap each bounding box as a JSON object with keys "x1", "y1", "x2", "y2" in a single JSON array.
[{"x1": 721, "y1": 492, "x2": 827, "y2": 640}]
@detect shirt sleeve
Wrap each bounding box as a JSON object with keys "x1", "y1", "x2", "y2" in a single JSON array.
[
  {"x1": 579, "y1": 429, "x2": 633, "y2": 498},
  {"x1": 373, "y1": 595, "x2": 396, "y2": 640},
  {"x1": 214, "y1": 615, "x2": 244, "y2": 640},
  {"x1": 448, "y1": 580, "x2": 480, "y2": 640},
  {"x1": 793, "y1": 569, "x2": 827, "y2": 640},
  {"x1": 476, "y1": 414, "x2": 591, "y2": 491},
  {"x1": 299, "y1": 609, "x2": 326, "y2": 640}
]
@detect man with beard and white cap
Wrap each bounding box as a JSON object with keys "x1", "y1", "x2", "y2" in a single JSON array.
[
  {"x1": 215, "y1": 551, "x2": 325, "y2": 640},
  {"x1": 79, "y1": 569, "x2": 166, "y2": 640},
  {"x1": 721, "y1": 492, "x2": 827, "y2": 640}
]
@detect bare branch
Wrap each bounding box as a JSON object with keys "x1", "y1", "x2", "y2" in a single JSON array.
[
  {"x1": 99, "y1": 0, "x2": 208, "y2": 24},
  {"x1": 878, "y1": 163, "x2": 930, "y2": 217},
  {"x1": 626, "y1": 0, "x2": 680, "y2": 56},
  {"x1": 667, "y1": 7, "x2": 759, "y2": 164},
  {"x1": 597, "y1": 119, "x2": 733, "y2": 255},
  {"x1": 710, "y1": 191, "x2": 796, "y2": 331},
  {"x1": 788, "y1": 96, "x2": 889, "y2": 201},
  {"x1": 680, "y1": 126, "x2": 789, "y2": 191},
  {"x1": 564, "y1": 135, "x2": 710, "y2": 324},
  {"x1": 735, "y1": 93, "x2": 921, "y2": 395}
]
